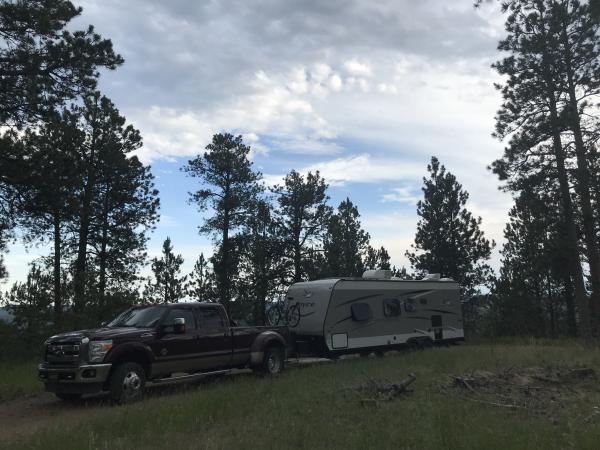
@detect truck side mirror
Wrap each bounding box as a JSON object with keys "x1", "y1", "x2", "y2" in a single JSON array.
[{"x1": 173, "y1": 317, "x2": 186, "y2": 334}]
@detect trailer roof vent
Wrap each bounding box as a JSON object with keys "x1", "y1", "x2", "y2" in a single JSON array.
[
  {"x1": 362, "y1": 269, "x2": 392, "y2": 279},
  {"x1": 421, "y1": 273, "x2": 441, "y2": 281}
]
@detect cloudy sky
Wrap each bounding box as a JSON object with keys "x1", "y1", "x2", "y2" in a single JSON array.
[{"x1": 4, "y1": 0, "x2": 512, "y2": 285}]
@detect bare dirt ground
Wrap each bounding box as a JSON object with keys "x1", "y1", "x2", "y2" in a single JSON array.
[
  {"x1": 0, "y1": 391, "x2": 111, "y2": 443},
  {"x1": 441, "y1": 364, "x2": 600, "y2": 424}
]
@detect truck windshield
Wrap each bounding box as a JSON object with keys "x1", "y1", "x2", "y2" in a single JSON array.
[{"x1": 107, "y1": 306, "x2": 166, "y2": 328}]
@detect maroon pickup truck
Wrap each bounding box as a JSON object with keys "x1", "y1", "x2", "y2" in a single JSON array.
[{"x1": 39, "y1": 302, "x2": 289, "y2": 403}]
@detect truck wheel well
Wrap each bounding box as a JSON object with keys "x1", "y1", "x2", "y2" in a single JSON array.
[
  {"x1": 265, "y1": 340, "x2": 285, "y2": 355},
  {"x1": 110, "y1": 351, "x2": 151, "y2": 378}
]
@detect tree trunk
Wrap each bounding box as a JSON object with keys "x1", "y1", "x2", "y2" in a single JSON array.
[
  {"x1": 548, "y1": 97, "x2": 591, "y2": 338},
  {"x1": 98, "y1": 187, "x2": 110, "y2": 303},
  {"x1": 564, "y1": 272, "x2": 578, "y2": 337},
  {"x1": 73, "y1": 141, "x2": 97, "y2": 309},
  {"x1": 221, "y1": 195, "x2": 231, "y2": 314},
  {"x1": 53, "y1": 211, "x2": 62, "y2": 324},
  {"x1": 560, "y1": 20, "x2": 600, "y2": 332},
  {"x1": 538, "y1": 13, "x2": 591, "y2": 338}
]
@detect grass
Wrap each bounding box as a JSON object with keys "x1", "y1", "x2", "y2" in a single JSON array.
[
  {"x1": 0, "y1": 359, "x2": 42, "y2": 401},
  {"x1": 5, "y1": 340, "x2": 600, "y2": 449}
]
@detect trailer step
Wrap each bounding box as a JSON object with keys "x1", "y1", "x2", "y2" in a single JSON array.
[{"x1": 148, "y1": 370, "x2": 231, "y2": 386}]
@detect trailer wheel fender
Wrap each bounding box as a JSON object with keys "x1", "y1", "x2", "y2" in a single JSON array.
[{"x1": 250, "y1": 331, "x2": 286, "y2": 365}]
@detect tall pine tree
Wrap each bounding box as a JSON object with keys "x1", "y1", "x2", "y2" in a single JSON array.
[
  {"x1": 406, "y1": 157, "x2": 494, "y2": 296},
  {"x1": 144, "y1": 237, "x2": 186, "y2": 304},
  {"x1": 323, "y1": 198, "x2": 370, "y2": 277},
  {"x1": 273, "y1": 170, "x2": 332, "y2": 282},
  {"x1": 0, "y1": 0, "x2": 123, "y2": 127},
  {"x1": 183, "y1": 133, "x2": 262, "y2": 313}
]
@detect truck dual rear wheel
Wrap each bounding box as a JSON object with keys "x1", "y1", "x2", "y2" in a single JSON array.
[
  {"x1": 109, "y1": 362, "x2": 146, "y2": 404},
  {"x1": 258, "y1": 346, "x2": 284, "y2": 375}
]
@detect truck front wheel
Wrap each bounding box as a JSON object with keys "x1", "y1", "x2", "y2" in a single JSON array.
[
  {"x1": 257, "y1": 346, "x2": 285, "y2": 375},
  {"x1": 109, "y1": 362, "x2": 146, "y2": 404}
]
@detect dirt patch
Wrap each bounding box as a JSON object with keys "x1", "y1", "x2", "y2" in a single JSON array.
[
  {"x1": 347, "y1": 373, "x2": 417, "y2": 406},
  {"x1": 441, "y1": 365, "x2": 600, "y2": 423},
  {"x1": 0, "y1": 392, "x2": 114, "y2": 443}
]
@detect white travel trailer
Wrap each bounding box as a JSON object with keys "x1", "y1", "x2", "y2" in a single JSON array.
[{"x1": 284, "y1": 270, "x2": 464, "y2": 357}]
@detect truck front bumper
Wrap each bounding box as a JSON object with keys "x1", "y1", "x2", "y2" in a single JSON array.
[{"x1": 38, "y1": 363, "x2": 112, "y2": 385}]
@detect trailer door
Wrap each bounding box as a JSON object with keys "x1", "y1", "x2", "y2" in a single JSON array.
[{"x1": 431, "y1": 315, "x2": 443, "y2": 340}]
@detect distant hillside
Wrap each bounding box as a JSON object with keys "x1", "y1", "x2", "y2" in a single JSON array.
[{"x1": 0, "y1": 307, "x2": 13, "y2": 323}]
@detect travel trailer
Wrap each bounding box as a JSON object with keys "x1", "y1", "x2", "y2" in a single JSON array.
[{"x1": 284, "y1": 270, "x2": 463, "y2": 358}]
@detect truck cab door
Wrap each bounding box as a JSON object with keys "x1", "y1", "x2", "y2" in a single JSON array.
[
  {"x1": 195, "y1": 306, "x2": 233, "y2": 370},
  {"x1": 152, "y1": 307, "x2": 200, "y2": 376}
]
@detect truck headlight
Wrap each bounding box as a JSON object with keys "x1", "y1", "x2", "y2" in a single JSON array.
[{"x1": 88, "y1": 340, "x2": 113, "y2": 363}]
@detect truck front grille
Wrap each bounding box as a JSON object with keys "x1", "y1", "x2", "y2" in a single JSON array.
[{"x1": 45, "y1": 342, "x2": 81, "y2": 367}]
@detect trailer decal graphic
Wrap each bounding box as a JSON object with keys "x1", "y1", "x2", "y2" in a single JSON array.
[
  {"x1": 335, "y1": 293, "x2": 382, "y2": 307},
  {"x1": 423, "y1": 309, "x2": 457, "y2": 315}
]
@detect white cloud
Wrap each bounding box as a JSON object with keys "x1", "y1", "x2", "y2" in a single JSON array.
[
  {"x1": 329, "y1": 74, "x2": 343, "y2": 92},
  {"x1": 129, "y1": 66, "x2": 352, "y2": 163},
  {"x1": 264, "y1": 153, "x2": 425, "y2": 187},
  {"x1": 381, "y1": 187, "x2": 420, "y2": 204},
  {"x1": 343, "y1": 59, "x2": 373, "y2": 77}
]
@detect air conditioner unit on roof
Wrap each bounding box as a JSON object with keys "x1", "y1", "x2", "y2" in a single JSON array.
[{"x1": 362, "y1": 269, "x2": 392, "y2": 279}]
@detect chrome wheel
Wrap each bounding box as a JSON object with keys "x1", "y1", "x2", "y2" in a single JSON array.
[
  {"x1": 267, "y1": 353, "x2": 281, "y2": 373},
  {"x1": 123, "y1": 371, "x2": 142, "y2": 398}
]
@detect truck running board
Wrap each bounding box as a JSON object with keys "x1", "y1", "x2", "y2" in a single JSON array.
[{"x1": 148, "y1": 370, "x2": 231, "y2": 387}]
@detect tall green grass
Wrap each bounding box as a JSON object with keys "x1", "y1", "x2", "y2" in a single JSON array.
[
  {"x1": 0, "y1": 359, "x2": 42, "y2": 401},
  {"x1": 5, "y1": 342, "x2": 600, "y2": 449}
]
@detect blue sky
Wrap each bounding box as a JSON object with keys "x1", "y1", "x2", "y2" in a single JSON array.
[{"x1": 3, "y1": 0, "x2": 512, "y2": 286}]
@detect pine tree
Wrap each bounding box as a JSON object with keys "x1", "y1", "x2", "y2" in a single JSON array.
[
  {"x1": 2, "y1": 261, "x2": 55, "y2": 348},
  {"x1": 89, "y1": 140, "x2": 159, "y2": 303},
  {"x1": 406, "y1": 157, "x2": 494, "y2": 296},
  {"x1": 323, "y1": 198, "x2": 370, "y2": 277},
  {"x1": 0, "y1": 0, "x2": 123, "y2": 127},
  {"x1": 273, "y1": 170, "x2": 332, "y2": 282},
  {"x1": 237, "y1": 200, "x2": 287, "y2": 324},
  {"x1": 492, "y1": 185, "x2": 576, "y2": 336},
  {"x1": 182, "y1": 133, "x2": 262, "y2": 312},
  {"x1": 68, "y1": 93, "x2": 148, "y2": 309},
  {"x1": 364, "y1": 246, "x2": 392, "y2": 271},
  {"x1": 144, "y1": 237, "x2": 187, "y2": 304},
  {"x1": 490, "y1": 0, "x2": 596, "y2": 336},
  {"x1": 3, "y1": 110, "x2": 82, "y2": 320},
  {"x1": 0, "y1": 221, "x2": 8, "y2": 281},
  {"x1": 0, "y1": 0, "x2": 122, "y2": 282},
  {"x1": 551, "y1": 0, "x2": 600, "y2": 325},
  {"x1": 186, "y1": 253, "x2": 216, "y2": 302}
]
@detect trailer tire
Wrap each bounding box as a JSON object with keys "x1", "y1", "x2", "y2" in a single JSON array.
[
  {"x1": 109, "y1": 362, "x2": 146, "y2": 404},
  {"x1": 406, "y1": 339, "x2": 420, "y2": 352},
  {"x1": 256, "y1": 345, "x2": 285, "y2": 375}
]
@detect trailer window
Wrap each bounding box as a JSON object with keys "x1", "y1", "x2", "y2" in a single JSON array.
[
  {"x1": 351, "y1": 303, "x2": 372, "y2": 322},
  {"x1": 383, "y1": 298, "x2": 401, "y2": 317},
  {"x1": 404, "y1": 298, "x2": 416, "y2": 313}
]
